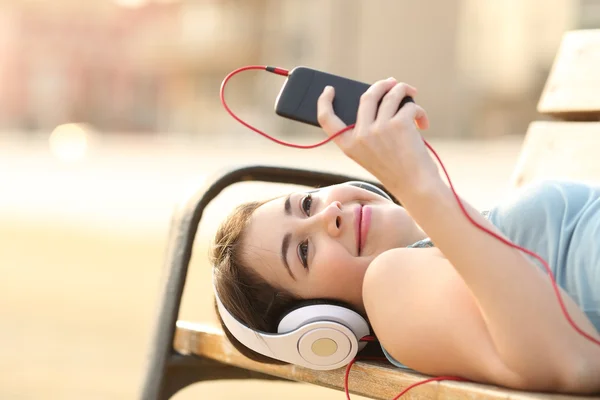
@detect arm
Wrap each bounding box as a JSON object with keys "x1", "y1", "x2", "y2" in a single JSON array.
[
  {"x1": 386, "y1": 181, "x2": 600, "y2": 391},
  {"x1": 315, "y1": 78, "x2": 600, "y2": 390},
  {"x1": 362, "y1": 246, "x2": 600, "y2": 393}
]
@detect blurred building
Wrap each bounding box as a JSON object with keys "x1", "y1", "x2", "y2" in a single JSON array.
[
  {"x1": 0, "y1": 0, "x2": 597, "y2": 137},
  {"x1": 0, "y1": 1, "x2": 181, "y2": 133}
]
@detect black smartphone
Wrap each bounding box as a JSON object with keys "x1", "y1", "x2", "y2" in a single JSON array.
[{"x1": 274, "y1": 66, "x2": 413, "y2": 127}]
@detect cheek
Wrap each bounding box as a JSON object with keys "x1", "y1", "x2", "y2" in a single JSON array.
[
  {"x1": 373, "y1": 208, "x2": 414, "y2": 248},
  {"x1": 312, "y1": 247, "x2": 369, "y2": 294}
]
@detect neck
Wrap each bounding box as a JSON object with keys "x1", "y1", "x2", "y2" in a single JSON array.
[{"x1": 409, "y1": 224, "x2": 429, "y2": 245}]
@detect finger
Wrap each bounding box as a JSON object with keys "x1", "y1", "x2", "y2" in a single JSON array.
[
  {"x1": 413, "y1": 105, "x2": 429, "y2": 130},
  {"x1": 392, "y1": 103, "x2": 430, "y2": 130},
  {"x1": 376, "y1": 83, "x2": 418, "y2": 121},
  {"x1": 355, "y1": 78, "x2": 397, "y2": 128},
  {"x1": 317, "y1": 86, "x2": 347, "y2": 137}
]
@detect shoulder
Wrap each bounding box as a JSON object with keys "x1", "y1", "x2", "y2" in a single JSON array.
[
  {"x1": 362, "y1": 247, "x2": 444, "y2": 293},
  {"x1": 361, "y1": 248, "x2": 520, "y2": 383},
  {"x1": 361, "y1": 247, "x2": 459, "y2": 355},
  {"x1": 362, "y1": 247, "x2": 449, "y2": 328},
  {"x1": 362, "y1": 247, "x2": 444, "y2": 313}
]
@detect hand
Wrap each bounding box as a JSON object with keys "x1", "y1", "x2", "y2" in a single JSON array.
[{"x1": 317, "y1": 78, "x2": 441, "y2": 196}]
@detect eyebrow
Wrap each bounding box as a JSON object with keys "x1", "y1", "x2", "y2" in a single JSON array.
[
  {"x1": 281, "y1": 194, "x2": 296, "y2": 280},
  {"x1": 284, "y1": 193, "x2": 292, "y2": 216},
  {"x1": 280, "y1": 233, "x2": 295, "y2": 280}
]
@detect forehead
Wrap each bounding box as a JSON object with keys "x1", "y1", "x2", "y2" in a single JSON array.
[
  {"x1": 242, "y1": 196, "x2": 288, "y2": 283},
  {"x1": 248, "y1": 195, "x2": 286, "y2": 240}
]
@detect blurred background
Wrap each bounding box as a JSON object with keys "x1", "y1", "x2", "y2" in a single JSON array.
[{"x1": 1, "y1": 0, "x2": 598, "y2": 399}]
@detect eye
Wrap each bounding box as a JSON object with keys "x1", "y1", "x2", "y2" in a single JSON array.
[
  {"x1": 301, "y1": 193, "x2": 312, "y2": 216},
  {"x1": 298, "y1": 240, "x2": 309, "y2": 269}
]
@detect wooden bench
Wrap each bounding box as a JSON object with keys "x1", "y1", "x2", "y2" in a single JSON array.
[
  {"x1": 511, "y1": 29, "x2": 600, "y2": 189},
  {"x1": 140, "y1": 29, "x2": 600, "y2": 400}
]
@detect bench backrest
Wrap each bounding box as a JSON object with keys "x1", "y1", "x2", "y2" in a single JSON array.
[{"x1": 510, "y1": 29, "x2": 600, "y2": 189}]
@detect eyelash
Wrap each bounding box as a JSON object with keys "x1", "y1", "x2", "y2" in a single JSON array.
[
  {"x1": 298, "y1": 193, "x2": 312, "y2": 269},
  {"x1": 298, "y1": 240, "x2": 309, "y2": 269},
  {"x1": 301, "y1": 193, "x2": 312, "y2": 216}
]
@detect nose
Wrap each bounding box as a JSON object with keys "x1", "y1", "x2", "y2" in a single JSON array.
[{"x1": 316, "y1": 201, "x2": 342, "y2": 237}]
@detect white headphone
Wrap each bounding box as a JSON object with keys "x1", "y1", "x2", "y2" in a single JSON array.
[{"x1": 213, "y1": 181, "x2": 392, "y2": 370}]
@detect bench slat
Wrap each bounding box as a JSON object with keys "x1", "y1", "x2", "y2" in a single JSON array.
[
  {"x1": 174, "y1": 322, "x2": 586, "y2": 400},
  {"x1": 537, "y1": 30, "x2": 600, "y2": 120},
  {"x1": 510, "y1": 121, "x2": 600, "y2": 188}
]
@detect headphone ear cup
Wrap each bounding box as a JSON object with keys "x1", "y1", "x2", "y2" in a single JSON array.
[
  {"x1": 276, "y1": 301, "x2": 370, "y2": 368},
  {"x1": 277, "y1": 300, "x2": 316, "y2": 324},
  {"x1": 345, "y1": 181, "x2": 392, "y2": 201},
  {"x1": 277, "y1": 300, "x2": 370, "y2": 341},
  {"x1": 276, "y1": 299, "x2": 332, "y2": 332}
]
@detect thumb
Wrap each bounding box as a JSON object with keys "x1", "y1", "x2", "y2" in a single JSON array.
[
  {"x1": 317, "y1": 86, "x2": 348, "y2": 136},
  {"x1": 317, "y1": 86, "x2": 354, "y2": 150}
]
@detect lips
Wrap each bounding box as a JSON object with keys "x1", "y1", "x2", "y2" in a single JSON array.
[
  {"x1": 355, "y1": 205, "x2": 371, "y2": 255},
  {"x1": 360, "y1": 205, "x2": 371, "y2": 254},
  {"x1": 355, "y1": 205, "x2": 363, "y2": 255}
]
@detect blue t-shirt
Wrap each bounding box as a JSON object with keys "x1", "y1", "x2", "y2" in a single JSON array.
[{"x1": 382, "y1": 180, "x2": 600, "y2": 369}]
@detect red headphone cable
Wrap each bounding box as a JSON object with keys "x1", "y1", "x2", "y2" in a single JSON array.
[{"x1": 220, "y1": 65, "x2": 600, "y2": 399}]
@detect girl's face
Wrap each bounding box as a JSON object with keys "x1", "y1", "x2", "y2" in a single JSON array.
[{"x1": 242, "y1": 184, "x2": 425, "y2": 314}]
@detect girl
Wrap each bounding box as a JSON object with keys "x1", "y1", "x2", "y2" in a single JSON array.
[{"x1": 211, "y1": 78, "x2": 600, "y2": 393}]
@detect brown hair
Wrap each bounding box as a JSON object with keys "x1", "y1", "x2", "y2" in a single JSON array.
[{"x1": 210, "y1": 199, "x2": 299, "y2": 363}]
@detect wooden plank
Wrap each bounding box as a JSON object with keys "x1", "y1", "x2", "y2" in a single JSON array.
[
  {"x1": 538, "y1": 30, "x2": 600, "y2": 120},
  {"x1": 510, "y1": 121, "x2": 600, "y2": 188},
  {"x1": 174, "y1": 321, "x2": 586, "y2": 400}
]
